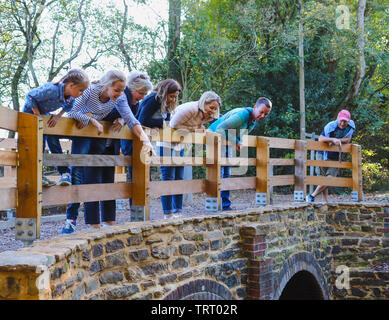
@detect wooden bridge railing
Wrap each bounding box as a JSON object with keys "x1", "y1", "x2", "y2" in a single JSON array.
[{"x1": 0, "y1": 105, "x2": 363, "y2": 244}]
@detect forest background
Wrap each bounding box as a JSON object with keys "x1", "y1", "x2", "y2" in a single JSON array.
[{"x1": 0, "y1": 0, "x2": 388, "y2": 193}]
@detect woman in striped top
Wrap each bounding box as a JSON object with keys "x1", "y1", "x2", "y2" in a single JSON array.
[{"x1": 62, "y1": 70, "x2": 154, "y2": 233}]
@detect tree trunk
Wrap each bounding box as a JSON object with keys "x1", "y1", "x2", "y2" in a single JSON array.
[
  {"x1": 167, "y1": 0, "x2": 181, "y2": 81},
  {"x1": 338, "y1": 0, "x2": 366, "y2": 110}
]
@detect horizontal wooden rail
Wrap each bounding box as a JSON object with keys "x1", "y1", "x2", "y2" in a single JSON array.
[
  {"x1": 269, "y1": 158, "x2": 295, "y2": 166},
  {"x1": 0, "y1": 177, "x2": 17, "y2": 188},
  {"x1": 149, "y1": 179, "x2": 206, "y2": 197},
  {"x1": 306, "y1": 141, "x2": 352, "y2": 153},
  {"x1": 43, "y1": 154, "x2": 131, "y2": 167},
  {"x1": 0, "y1": 106, "x2": 18, "y2": 131},
  {"x1": 220, "y1": 177, "x2": 256, "y2": 191},
  {"x1": 0, "y1": 188, "x2": 17, "y2": 210},
  {"x1": 42, "y1": 182, "x2": 132, "y2": 206},
  {"x1": 219, "y1": 158, "x2": 256, "y2": 166},
  {"x1": 40, "y1": 174, "x2": 127, "y2": 185},
  {"x1": 269, "y1": 175, "x2": 295, "y2": 186},
  {"x1": 0, "y1": 150, "x2": 17, "y2": 166},
  {"x1": 0, "y1": 138, "x2": 17, "y2": 150},
  {"x1": 306, "y1": 176, "x2": 353, "y2": 188},
  {"x1": 150, "y1": 156, "x2": 205, "y2": 167},
  {"x1": 307, "y1": 159, "x2": 352, "y2": 169}
]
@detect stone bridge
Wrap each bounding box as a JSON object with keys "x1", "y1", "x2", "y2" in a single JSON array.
[{"x1": 0, "y1": 202, "x2": 388, "y2": 300}]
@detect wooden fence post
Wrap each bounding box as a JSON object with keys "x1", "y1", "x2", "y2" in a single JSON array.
[
  {"x1": 16, "y1": 113, "x2": 43, "y2": 246},
  {"x1": 205, "y1": 132, "x2": 221, "y2": 212},
  {"x1": 131, "y1": 136, "x2": 150, "y2": 221},
  {"x1": 256, "y1": 137, "x2": 270, "y2": 206},
  {"x1": 294, "y1": 140, "x2": 307, "y2": 201},
  {"x1": 352, "y1": 144, "x2": 363, "y2": 201}
]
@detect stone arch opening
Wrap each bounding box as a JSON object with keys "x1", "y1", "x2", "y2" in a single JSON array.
[{"x1": 279, "y1": 270, "x2": 324, "y2": 300}]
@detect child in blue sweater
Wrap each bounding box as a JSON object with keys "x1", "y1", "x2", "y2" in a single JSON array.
[{"x1": 23, "y1": 68, "x2": 90, "y2": 186}]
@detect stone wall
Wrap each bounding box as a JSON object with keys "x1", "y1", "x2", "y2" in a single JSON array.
[{"x1": 0, "y1": 203, "x2": 388, "y2": 300}]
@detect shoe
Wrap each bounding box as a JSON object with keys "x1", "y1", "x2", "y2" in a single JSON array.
[
  {"x1": 42, "y1": 176, "x2": 56, "y2": 187},
  {"x1": 306, "y1": 194, "x2": 315, "y2": 202},
  {"x1": 61, "y1": 219, "x2": 76, "y2": 234},
  {"x1": 58, "y1": 173, "x2": 72, "y2": 186},
  {"x1": 164, "y1": 214, "x2": 174, "y2": 220}
]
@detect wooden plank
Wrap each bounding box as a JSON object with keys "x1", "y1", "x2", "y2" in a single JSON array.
[
  {"x1": 306, "y1": 141, "x2": 352, "y2": 153},
  {"x1": 3, "y1": 166, "x2": 17, "y2": 177},
  {"x1": 219, "y1": 158, "x2": 256, "y2": 166},
  {"x1": 0, "y1": 188, "x2": 17, "y2": 210},
  {"x1": 269, "y1": 158, "x2": 295, "y2": 166},
  {"x1": 307, "y1": 160, "x2": 352, "y2": 169},
  {"x1": 149, "y1": 179, "x2": 206, "y2": 197},
  {"x1": 43, "y1": 153, "x2": 132, "y2": 167},
  {"x1": 306, "y1": 176, "x2": 353, "y2": 188},
  {"x1": 42, "y1": 183, "x2": 131, "y2": 206},
  {"x1": 0, "y1": 177, "x2": 16, "y2": 188},
  {"x1": 131, "y1": 135, "x2": 150, "y2": 220},
  {"x1": 41, "y1": 114, "x2": 134, "y2": 140},
  {"x1": 0, "y1": 106, "x2": 18, "y2": 131},
  {"x1": 269, "y1": 175, "x2": 295, "y2": 186},
  {"x1": 17, "y1": 112, "x2": 43, "y2": 237},
  {"x1": 220, "y1": 177, "x2": 256, "y2": 191},
  {"x1": 206, "y1": 132, "x2": 221, "y2": 208},
  {"x1": 0, "y1": 150, "x2": 17, "y2": 166},
  {"x1": 42, "y1": 173, "x2": 127, "y2": 184},
  {"x1": 352, "y1": 144, "x2": 363, "y2": 201},
  {"x1": 294, "y1": 140, "x2": 306, "y2": 194},
  {"x1": 256, "y1": 137, "x2": 270, "y2": 203},
  {"x1": 262, "y1": 136, "x2": 296, "y2": 149},
  {"x1": 0, "y1": 138, "x2": 17, "y2": 150},
  {"x1": 150, "y1": 156, "x2": 205, "y2": 167}
]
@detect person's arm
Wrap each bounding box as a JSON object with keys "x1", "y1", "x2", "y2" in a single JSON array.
[
  {"x1": 137, "y1": 98, "x2": 164, "y2": 128},
  {"x1": 214, "y1": 111, "x2": 246, "y2": 147},
  {"x1": 132, "y1": 124, "x2": 156, "y2": 156},
  {"x1": 67, "y1": 87, "x2": 92, "y2": 126},
  {"x1": 115, "y1": 94, "x2": 141, "y2": 130},
  {"x1": 47, "y1": 109, "x2": 66, "y2": 128},
  {"x1": 24, "y1": 89, "x2": 41, "y2": 115}
]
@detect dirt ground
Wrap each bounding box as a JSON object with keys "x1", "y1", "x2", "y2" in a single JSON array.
[{"x1": 0, "y1": 190, "x2": 388, "y2": 253}]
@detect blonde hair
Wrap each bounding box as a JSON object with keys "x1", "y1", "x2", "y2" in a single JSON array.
[
  {"x1": 94, "y1": 70, "x2": 126, "y2": 89},
  {"x1": 198, "y1": 91, "x2": 221, "y2": 119},
  {"x1": 57, "y1": 68, "x2": 90, "y2": 86},
  {"x1": 127, "y1": 71, "x2": 153, "y2": 93},
  {"x1": 153, "y1": 79, "x2": 181, "y2": 114}
]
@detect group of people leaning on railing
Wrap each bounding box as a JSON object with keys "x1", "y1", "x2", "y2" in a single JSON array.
[{"x1": 22, "y1": 67, "x2": 355, "y2": 234}]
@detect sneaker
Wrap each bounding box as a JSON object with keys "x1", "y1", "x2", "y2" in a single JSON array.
[
  {"x1": 42, "y1": 176, "x2": 56, "y2": 187},
  {"x1": 306, "y1": 194, "x2": 315, "y2": 202},
  {"x1": 58, "y1": 173, "x2": 72, "y2": 186},
  {"x1": 61, "y1": 219, "x2": 76, "y2": 234}
]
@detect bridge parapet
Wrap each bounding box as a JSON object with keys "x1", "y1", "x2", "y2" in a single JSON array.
[{"x1": 0, "y1": 203, "x2": 387, "y2": 300}]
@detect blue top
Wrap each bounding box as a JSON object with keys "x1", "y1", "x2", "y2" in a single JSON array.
[
  {"x1": 208, "y1": 107, "x2": 258, "y2": 144},
  {"x1": 318, "y1": 119, "x2": 356, "y2": 160},
  {"x1": 135, "y1": 92, "x2": 170, "y2": 128},
  {"x1": 23, "y1": 82, "x2": 74, "y2": 115},
  {"x1": 67, "y1": 84, "x2": 140, "y2": 130}
]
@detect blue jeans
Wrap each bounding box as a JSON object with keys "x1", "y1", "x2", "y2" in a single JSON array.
[
  {"x1": 65, "y1": 137, "x2": 91, "y2": 220},
  {"x1": 221, "y1": 146, "x2": 232, "y2": 209},
  {"x1": 160, "y1": 146, "x2": 184, "y2": 214},
  {"x1": 83, "y1": 139, "x2": 118, "y2": 225},
  {"x1": 121, "y1": 139, "x2": 133, "y2": 206},
  {"x1": 44, "y1": 135, "x2": 70, "y2": 175}
]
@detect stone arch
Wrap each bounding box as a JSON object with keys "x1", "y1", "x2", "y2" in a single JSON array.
[
  {"x1": 164, "y1": 279, "x2": 234, "y2": 300},
  {"x1": 272, "y1": 251, "x2": 330, "y2": 300}
]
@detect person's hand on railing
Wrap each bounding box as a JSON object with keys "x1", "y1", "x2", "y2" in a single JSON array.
[
  {"x1": 47, "y1": 114, "x2": 60, "y2": 128},
  {"x1": 150, "y1": 127, "x2": 159, "y2": 136},
  {"x1": 196, "y1": 124, "x2": 206, "y2": 133},
  {"x1": 89, "y1": 118, "x2": 104, "y2": 136},
  {"x1": 142, "y1": 141, "x2": 157, "y2": 157},
  {"x1": 111, "y1": 118, "x2": 125, "y2": 132}
]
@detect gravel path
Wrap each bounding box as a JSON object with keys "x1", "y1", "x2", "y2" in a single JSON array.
[{"x1": 0, "y1": 190, "x2": 388, "y2": 254}]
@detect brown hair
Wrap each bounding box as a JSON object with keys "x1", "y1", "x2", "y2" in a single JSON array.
[
  {"x1": 153, "y1": 79, "x2": 181, "y2": 114},
  {"x1": 59, "y1": 68, "x2": 90, "y2": 87}
]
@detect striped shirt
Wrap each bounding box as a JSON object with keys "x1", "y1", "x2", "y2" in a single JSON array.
[{"x1": 67, "y1": 84, "x2": 140, "y2": 130}]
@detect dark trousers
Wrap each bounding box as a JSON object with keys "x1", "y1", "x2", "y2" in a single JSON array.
[
  {"x1": 83, "y1": 139, "x2": 119, "y2": 225},
  {"x1": 120, "y1": 139, "x2": 133, "y2": 207}
]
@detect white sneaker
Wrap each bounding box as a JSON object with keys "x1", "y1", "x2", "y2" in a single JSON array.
[{"x1": 58, "y1": 173, "x2": 72, "y2": 186}]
